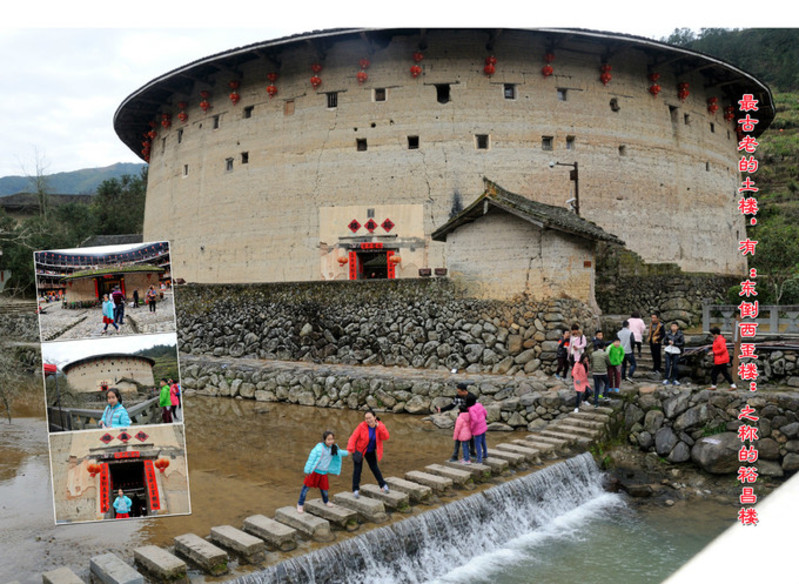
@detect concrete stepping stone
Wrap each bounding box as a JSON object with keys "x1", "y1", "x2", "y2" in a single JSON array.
[
  {"x1": 274, "y1": 506, "x2": 334, "y2": 542},
  {"x1": 517, "y1": 438, "x2": 556, "y2": 454},
  {"x1": 525, "y1": 434, "x2": 571, "y2": 449},
  {"x1": 593, "y1": 406, "x2": 614, "y2": 415},
  {"x1": 332, "y1": 492, "x2": 389, "y2": 523},
  {"x1": 360, "y1": 484, "x2": 411, "y2": 512},
  {"x1": 538, "y1": 429, "x2": 592, "y2": 446},
  {"x1": 242, "y1": 514, "x2": 297, "y2": 551},
  {"x1": 443, "y1": 460, "x2": 493, "y2": 480},
  {"x1": 424, "y1": 464, "x2": 474, "y2": 488},
  {"x1": 384, "y1": 477, "x2": 433, "y2": 503},
  {"x1": 90, "y1": 552, "x2": 144, "y2": 584},
  {"x1": 41, "y1": 567, "x2": 84, "y2": 584},
  {"x1": 304, "y1": 499, "x2": 360, "y2": 530},
  {"x1": 173, "y1": 533, "x2": 229, "y2": 576},
  {"x1": 550, "y1": 422, "x2": 600, "y2": 437},
  {"x1": 494, "y1": 443, "x2": 540, "y2": 463},
  {"x1": 133, "y1": 545, "x2": 188, "y2": 583},
  {"x1": 480, "y1": 456, "x2": 510, "y2": 474},
  {"x1": 404, "y1": 470, "x2": 454, "y2": 494},
  {"x1": 566, "y1": 414, "x2": 608, "y2": 428},
  {"x1": 485, "y1": 448, "x2": 525, "y2": 466},
  {"x1": 210, "y1": 525, "x2": 267, "y2": 564}
]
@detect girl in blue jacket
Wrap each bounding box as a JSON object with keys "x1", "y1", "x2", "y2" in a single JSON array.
[
  {"x1": 101, "y1": 294, "x2": 119, "y2": 334},
  {"x1": 297, "y1": 430, "x2": 349, "y2": 513},
  {"x1": 100, "y1": 388, "x2": 132, "y2": 428}
]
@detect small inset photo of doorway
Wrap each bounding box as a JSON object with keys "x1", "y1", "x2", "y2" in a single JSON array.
[
  {"x1": 48, "y1": 424, "x2": 190, "y2": 524},
  {"x1": 347, "y1": 244, "x2": 399, "y2": 280}
]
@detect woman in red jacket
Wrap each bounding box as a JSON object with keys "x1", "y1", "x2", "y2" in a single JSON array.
[
  {"x1": 708, "y1": 327, "x2": 737, "y2": 390},
  {"x1": 346, "y1": 409, "x2": 390, "y2": 498}
]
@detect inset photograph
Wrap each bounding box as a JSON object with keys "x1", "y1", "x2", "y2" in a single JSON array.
[
  {"x1": 48, "y1": 424, "x2": 190, "y2": 524},
  {"x1": 35, "y1": 241, "x2": 175, "y2": 342},
  {"x1": 42, "y1": 333, "x2": 182, "y2": 432}
]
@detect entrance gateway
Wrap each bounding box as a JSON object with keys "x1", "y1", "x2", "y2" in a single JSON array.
[
  {"x1": 97, "y1": 450, "x2": 161, "y2": 518},
  {"x1": 348, "y1": 242, "x2": 398, "y2": 280}
]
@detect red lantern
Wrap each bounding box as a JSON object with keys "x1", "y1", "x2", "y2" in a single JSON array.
[
  {"x1": 160, "y1": 113, "x2": 171, "y2": 129},
  {"x1": 337, "y1": 256, "x2": 349, "y2": 265},
  {"x1": 311, "y1": 63, "x2": 323, "y2": 74},
  {"x1": 359, "y1": 58, "x2": 370, "y2": 69},
  {"x1": 677, "y1": 82, "x2": 689, "y2": 101},
  {"x1": 147, "y1": 129, "x2": 157, "y2": 140},
  {"x1": 707, "y1": 96, "x2": 719, "y2": 114},
  {"x1": 485, "y1": 55, "x2": 497, "y2": 66},
  {"x1": 357, "y1": 71, "x2": 368, "y2": 84},
  {"x1": 541, "y1": 64, "x2": 554, "y2": 77},
  {"x1": 310, "y1": 75, "x2": 322, "y2": 89},
  {"x1": 178, "y1": 111, "x2": 188, "y2": 122},
  {"x1": 267, "y1": 72, "x2": 279, "y2": 82},
  {"x1": 228, "y1": 80, "x2": 240, "y2": 90},
  {"x1": 410, "y1": 65, "x2": 422, "y2": 78},
  {"x1": 229, "y1": 91, "x2": 240, "y2": 105},
  {"x1": 266, "y1": 85, "x2": 278, "y2": 98},
  {"x1": 412, "y1": 51, "x2": 424, "y2": 63},
  {"x1": 544, "y1": 52, "x2": 555, "y2": 63},
  {"x1": 389, "y1": 255, "x2": 401, "y2": 264},
  {"x1": 648, "y1": 84, "x2": 661, "y2": 96},
  {"x1": 199, "y1": 99, "x2": 210, "y2": 112},
  {"x1": 484, "y1": 63, "x2": 495, "y2": 76},
  {"x1": 724, "y1": 105, "x2": 735, "y2": 122},
  {"x1": 600, "y1": 64, "x2": 612, "y2": 85}
]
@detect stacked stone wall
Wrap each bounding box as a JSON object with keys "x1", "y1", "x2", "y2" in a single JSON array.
[{"x1": 175, "y1": 279, "x2": 597, "y2": 374}]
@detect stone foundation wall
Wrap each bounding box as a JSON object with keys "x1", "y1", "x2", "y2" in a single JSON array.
[
  {"x1": 625, "y1": 385, "x2": 799, "y2": 476},
  {"x1": 175, "y1": 280, "x2": 598, "y2": 374}
]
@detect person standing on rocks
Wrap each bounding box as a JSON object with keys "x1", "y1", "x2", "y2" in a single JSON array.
[
  {"x1": 647, "y1": 313, "x2": 665, "y2": 374},
  {"x1": 617, "y1": 320, "x2": 637, "y2": 382},
  {"x1": 572, "y1": 353, "x2": 590, "y2": 412},
  {"x1": 438, "y1": 382, "x2": 478, "y2": 459},
  {"x1": 607, "y1": 336, "x2": 625, "y2": 393},
  {"x1": 297, "y1": 430, "x2": 349, "y2": 513},
  {"x1": 555, "y1": 330, "x2": 571, "y2": 379},
  {"x1": 590, "y1": 343, "x2": 610, "y2": 405},
  {"x1": 347, "y1": 409, "x2": 390, "y2": 498},
  {"x1": 467, "y1": 396, "x2": 488, "y2": 463},
  {"x1": 628, "y1": 311, "x2": 646, "y2": 358},
  {"x1": 707, "y1": 326, "x2": 737, "y2": 391},
  {"x1": 663, "y1": 322, "x2": 685, "y2": 386},
  {"x1": 568, "y1": 324, "x2": 587, "y2": 370}
]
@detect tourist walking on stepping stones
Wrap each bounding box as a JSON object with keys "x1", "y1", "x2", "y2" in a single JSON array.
[
  {"x1": 617, "y1": 320, "x2": 637, "y2": 382},
  {"x1": 297, "y1": 430, "x2": 349, "y2": 513},
  {"x1": 628, "y1": 311, "x2": 646, "y2": 358},
  {"x1": 159, "y1": 378, "x2": 173, "y2": 423},
  {"x1": 648, "y1": 313, "x2": 665, "y2": 374},
  {"x1": 607, "y1": 336, "x2": 625, "y2": 393},
  {"x1": 568, "y1": 324, "x2": 587, "y2": 369},
  {"x1": 572, "y1": 353, "x2": 590, "y2": 412},
  {"x1": 101, "y1": 294, "x2": 119, "y2": 335},
  {"x1": 467, "y1": 397, "x2": 488, "y2": 463},
  {"x1": 99, "y1": 388, "x2": 131, "y2": 428},
  {"x1": 146, "y1": 285, "x2": 158, "y2": 313},
  {"x1": 590, "y1": 343, "x2": 610, "y2": 406},
  {"x1": 347, "y1": 409, "x2": 390, "y2": 498},
  {"x1": 453, "y1": 405, "x2": 473, "y2": 464},
  {"x1": 113, "y1": 489, "x2": 132, "y2": 519},
  {"x1": 663, "y1": 322, "x2": 685, "y2": 386},
  {"x1": 555, "y1": 330, "x2": 571, "y2": 379},
  {"x1": 708, "y1": 327, "x2": 737, "y2": 391}
]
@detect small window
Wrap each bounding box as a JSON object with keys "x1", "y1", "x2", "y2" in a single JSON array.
[
  {"x1": 557, "y1": 88, "x2": 567, "y2": 101},
  {"x1": 609, "y1": 98, "x2": 620, "y2": 112},
  {"x1": 183, "y1": 164, "x2": 189, "y2": 176},
  {"x1": 241, "y1": 152, "x2": 249, "y2": 164},
  {"x1": 669, "y1": 105, "x2": 679, "y2": 124},
  {"x1": 706, "y1": 162, "x2": 710, "y2": 172},
  {"x1": 225, "y1": 157, "x2": 233, "y2": 172},
  {"x1": 408, "y1": 135, "x2": 419, "y2": 150},
  {"x1": 727, "y1": 130, "x2": 731, "y2": 140},
  {"x1": 618, "y1": 145, "x2": 627, "y2": 156},
  {"x1": 541, "y1": 136, "x2": 553, "y2": 151},
  {"x1": 177, "y1": 129, "x2": 183, "y2": 144},
  {"x1": 356, "y1": 138, "x2": 367, "y2": 151},
  {"x1": 367, "y1": 208, "x2": 375, "y2": 218},
  {"x1": 244, "y1": 106, "x2": 254, "y2": 119},
  {"x1": 374, "y1": 88, "x2": 386, "y2": 102},
  {"x1": 476, "y1": 134, "x2": 489, "y2": 150},
  {"x1": 503, "y1": 84, "x2": 516, "y2": 100},
  {"x1": 213, "y1": 115, "x2": 220, "y2": 129},
  {"x1": 284, "y1": 100, "x2": 295, "y2": 116},
  {"x1": 684, "y1": 114, "x2": 691, "y2": 125},
  {"x1": 327, "y1": 92, "x2": 338, "y2": 108},
  {"x1": 436, "y1": 84, "x2": 451, "y2": 104},
  {"x1": 161, "y1": 137, "x2": 166, "y2": 154},
  {"x1": 566, "y1": 136, "x2": 575, "y2": 150}
]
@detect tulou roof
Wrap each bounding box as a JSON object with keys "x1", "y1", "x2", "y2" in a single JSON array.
[
  {"x1": 63, "y1": 265, "x2": 164, "y2": 281},
  {"x1": 431, "y1": 178, "x2": 625, "y2": 245}
]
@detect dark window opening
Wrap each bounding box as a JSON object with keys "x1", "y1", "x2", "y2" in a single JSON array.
[
  {"x1": 436, "y1": 84, "x2": 451, "y2": 104},
  {"x1": 183, "y1": 164, "x2": 189, "y2": 176},
  {"x1": 542, "y1": 136, "x2": 553, "y2": 151},
  {"x1": 669, "y1": 105, "x2": 679, "y2": 125},
  {"x1": 566, "y1": 136, "x2": 575, "y2": 150},
  {"x1": 503, "y1": 84, "x2": 516, "y2": 100},
  {"x1": 367, "y1": 208, "x2": 375, "y2": 218},
  {"x1": 408, "y1": 135, "x2": 419, "y2": 149},
  {"x1": 684, "y1": 113, "x2": 691, "y2": 125},
  {"x1": 557, "y1": 88, "x2": 567, "y2": 101},
  {"x1": 225, "y1": 158, "x2": 233, "y2": 171},
  {"x1": 327, "y1": 92, "x2": 338, "y2": 108},
  {"x1": 358, "y1": 251, "x2": 388, "y2": 279},
  {"x1": 213, "y1": 115, "x2": 220, "y2": 129},
  {"x1": 476, "y1": 134, "x2": 489, "y2": 149},
  {"x1": 243, "y1": 106, "x2": 254, "y2": 119},
  {"x1": 710, "y1": 122, "x2": 715, "y2": 133},
  {"x1": 356, "y1": 138, "x2": 367, "y2": 151},
  {"x1": 374, "y1": 88, "x2": 386, "y2": 102},
  {"x1": 241, "y1": 152, "x2": 249, "y2": 164},
  {"x1": 619, "y1": 145, "x2": 627, "y2": 156},
  {"x1": 609, "y1": 98, "x2": 620, "y2": 112},
  {"x1": 177, "y1": 129, "x2": 183, "y2": 143}
]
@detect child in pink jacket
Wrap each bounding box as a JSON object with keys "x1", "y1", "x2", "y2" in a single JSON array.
[
  {"x1": 467, "y1": 398, "x2": 488, "y2": 464},
  {"x1": 572, "y1": 353, "x2": 590, "y2": 412},
  {"x1": 452, "y1": 405, "x2": 473, "y2": 464}
]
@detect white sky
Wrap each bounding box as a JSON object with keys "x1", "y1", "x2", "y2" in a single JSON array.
[
  {"x1": 1, "y1": 2, "x2": 791, "y2": 178},
  {"x1": 41, "y1": 332, "x2": 177, "y2": 368}
]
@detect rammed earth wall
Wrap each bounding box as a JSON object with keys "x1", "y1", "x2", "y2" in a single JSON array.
[{"x1": 175, "y1": 279, "x2": 598, "y2": 375}]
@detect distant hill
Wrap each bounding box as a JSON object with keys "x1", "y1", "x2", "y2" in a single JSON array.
[{"x1": 0, "y1": 162, "x2": 146, "y2": 196}]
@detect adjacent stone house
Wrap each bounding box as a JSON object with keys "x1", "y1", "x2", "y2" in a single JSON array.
[{"x1": 432, "y1": 179, "x2": 623, "y2": 309}]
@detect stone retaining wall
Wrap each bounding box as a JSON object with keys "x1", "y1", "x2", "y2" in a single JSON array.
[
  {"x1": 175, "y1": 280, "x2": 597, "y2": 375},
  {"x1": 625, "y1": 384, "x2": 799, "y2": 476}
]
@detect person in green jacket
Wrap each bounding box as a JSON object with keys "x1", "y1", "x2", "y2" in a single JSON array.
[
  {"x1": 159, "y1": 378, "x2": 173, "y2": 423},
  {"x1": 590, "y1": 344, "x2": 610, "y2": 405},
  {"x1": 607, "y1": 337, "x2": 625, "y2": 393}
]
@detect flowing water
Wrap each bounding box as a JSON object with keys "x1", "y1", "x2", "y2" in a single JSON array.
[{"x1": 1, "y1": 394, "x2": 735, "y2": 583}]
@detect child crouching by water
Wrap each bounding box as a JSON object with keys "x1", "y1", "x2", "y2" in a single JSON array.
[{"x1": 297, "y1": 430, "x2": 349, "y2": 513}]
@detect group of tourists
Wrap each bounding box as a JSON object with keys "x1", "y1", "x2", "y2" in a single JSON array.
[
  {"x1": 99, "y1": 284, "x2": 162, "y2": 333},
  {"x1": 159, "y1": 378, "x2": 182, "y2": 423}
]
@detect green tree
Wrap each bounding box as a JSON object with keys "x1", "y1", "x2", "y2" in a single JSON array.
[{"x1": 91, "y1": 168, "x2": 148, "y2": 236}]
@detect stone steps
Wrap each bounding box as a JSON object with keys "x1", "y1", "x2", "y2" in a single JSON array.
[
  {"x1": 274, "y1": 506, "x2": 335, "y2": 542},
  {"x1": 405, "y1": 470, "x2": 455, "y2": 494},
  {"x1": 485, "y1": 448, "x2": 526, "y2": 466},
  {"x1": 174, "y1": 533, "x2": 229, "y2": 576},
  {"x1": 360, "y1": 484, "x2": 412, "y2": 512},
  {"x1": 384, "y1": 476, "x2": 434, "y2": 503},
  {"x1": 133, "y1": 545, "x2": 188, "y2": 583},
  {"x1": 210, "y1": 525, "x2": 268, "y2": 564},
  {"x1": 333, "y1": 491, "x2": 389, "y2": 523},
  {"x1": 494, "y1": 442, "x2": 541, "y2": 464},
  {"x1": 424, "y1": 464, "x2": 475, "y2": 489},
  {"x1": 242, "y1": 514, "x2": 298, "y2": 551},
  {"x1": 304, "y1": 498, "x2": 361, "y2": 530}
]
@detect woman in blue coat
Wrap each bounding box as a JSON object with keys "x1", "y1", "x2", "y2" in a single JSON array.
[
  {"x1": 297, "y1": 430, "x2": 349, "y2": 513},
  {"x1": 100, "y1": 388, "x2": 131, "y2": 428}
]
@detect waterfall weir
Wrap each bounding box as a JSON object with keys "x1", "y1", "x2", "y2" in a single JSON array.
[{"x1": 232, "y1": 453, "x2": 622, "y2": 584}]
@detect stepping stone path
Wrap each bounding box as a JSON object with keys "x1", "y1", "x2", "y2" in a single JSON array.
[{"x1": 37, "y1": 405, "x2": 617, "y2": 582}]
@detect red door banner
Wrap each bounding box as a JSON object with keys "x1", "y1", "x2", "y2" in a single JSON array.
[
  {"x1": 144, "y1": 459, "x2": 161, "y2": 511},
  {"x1": 386, "y1": 250, "x2": 396, "y2": 280},
  {"x1": 348, "y1": 251, "x2": 358, "y2": 281},
  {"x1": 93, "y1": 278, "x2": 99, "y2": 300},
  {"x1": 99, "y1": 463, "x2": 110, "y2": 513}
]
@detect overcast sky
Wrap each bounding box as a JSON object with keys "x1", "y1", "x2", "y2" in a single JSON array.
[
  {"x1": 41, "y1": 332, "x2": 177, "y2": 368},
  {"x1": 1, "y1": 1, "x2": 788, "y2": 178}
]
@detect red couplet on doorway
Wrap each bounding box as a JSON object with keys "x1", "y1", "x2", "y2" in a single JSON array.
[{"x1": 144, "y1": 459, "x2": 161, "y2": 511}]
